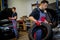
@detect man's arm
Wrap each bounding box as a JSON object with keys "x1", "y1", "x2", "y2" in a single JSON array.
[
  {"x1": 29, "y1": 16, "x2": 41, "y2": 26},
  {"x1": 9, "y1": 16, "x2": 17, "y2": 20},
  {"x1": 9, "y1": 13, "x2": 17, "y2": 20},
  {"x1": 29, "y1": 8, "x2": 41, "y2": 26},
  {"x1": 29, "y1": 16, "x2": 37, "y2": 22}
]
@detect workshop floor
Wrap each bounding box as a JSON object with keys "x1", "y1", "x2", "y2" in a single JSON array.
[
  {"x1": 19, "y1": 31, "x2": 29, "y2": 40},
  {"x1": 11, "y1": 31, "x2": 29, "y2": 40}
]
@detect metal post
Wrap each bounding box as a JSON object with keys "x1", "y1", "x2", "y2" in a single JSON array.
[
  {"x1": 36, "y1": 1, "x2": 38, "y2": 8},
  {"x1": 35, "y1": 0, "x2": 38, "y2": 8},
  {"x1": 56, "y1": 0, "x2": 60, "y2": 24},
  {"x1": 56, "y1": 0, "x2": 59, "y2": 11},
  {"x1": 2, "y1": 0, "x2": 4, "y2": 9},
  {"x1": 2, "y1": 0, "x2": 8, "y2": 10}
]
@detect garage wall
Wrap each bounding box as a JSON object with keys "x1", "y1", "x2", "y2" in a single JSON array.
[{"x1": 8, "y1": 0, "x2": 56, "y2": 20}]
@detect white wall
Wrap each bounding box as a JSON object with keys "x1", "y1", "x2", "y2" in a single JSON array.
[{"x1": 8, "y1": 0, "x2": 56, "y2": 20}]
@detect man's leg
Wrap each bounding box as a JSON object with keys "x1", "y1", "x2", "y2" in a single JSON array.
[
  {"x1": 12, "y1": 20, "x2": 18, "y2": 38},
  {"x1": 36, "y1": 29, "x2": 42, "y2": 40}
]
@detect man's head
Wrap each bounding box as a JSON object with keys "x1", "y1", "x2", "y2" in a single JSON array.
[
  {"x1": 39, "y1": 1, "x2": 49, "y2": 10},
  {"x1": 12, "y1": 7, "x2": 16, "y2": 13}
]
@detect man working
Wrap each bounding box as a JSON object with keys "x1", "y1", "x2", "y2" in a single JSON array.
[
  {"x1": 9, "y1": 7, "x2": 18, "y2": 39},
  {"x1": 29, "y1": 0, "x2": 50, "y2": 40}
]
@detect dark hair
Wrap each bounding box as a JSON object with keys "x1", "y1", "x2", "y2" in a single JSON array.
[
  {"x1": 12, "y1": 7, "x2": 16, "y2": 10},
  {"x1": 41, "y1": 0, "x2": 49, "y2": 4}
]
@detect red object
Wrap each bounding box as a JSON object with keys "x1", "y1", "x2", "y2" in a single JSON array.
[
  {"x1": 41, "y1": 17, "x2": 46, "y2": 22},
  {"x1": 34, "y1": 32, "x2": 36, "y2": 40},
  {"x1": 35, "y1": 21, "x2": 40, "y2": 26}
]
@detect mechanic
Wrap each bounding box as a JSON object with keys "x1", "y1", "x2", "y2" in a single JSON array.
[
  {"x1": 9, "y1": 7, "x2": 18, "y2": 38},
  {"x1": 29, "y1": 0, "x2": 50, "y2": 40}
]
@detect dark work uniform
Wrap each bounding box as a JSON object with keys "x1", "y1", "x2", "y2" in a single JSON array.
[
  {"x1": 12, "y1": 13, "x2": 17, "y2": 17},
  {"x1": 12, "y1": 12, "x2": 17, "y2": 20},
  {"x1": 29, "y1": 8, "x2": 47, "y2": 40}
]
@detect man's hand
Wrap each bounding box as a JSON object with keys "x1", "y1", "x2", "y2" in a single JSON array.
[
  {"x1": 35, "y1": 21, "x2": 41, "y2": 26},
  {"x1": 8, "y1": 17, "x2": 12, "y2": 20},
  {"x1": 44, "y1": 20, "x2": 48, "y2": 24},
  {"x1": 49, "y1": 23, "x2": 52, "y2": 25},
  {"x1": 44, "y1": 20, "x2": 52, "y2": 25},
  {"x1": 8, "y1": 16, "x2": 17, "y2": 20}
]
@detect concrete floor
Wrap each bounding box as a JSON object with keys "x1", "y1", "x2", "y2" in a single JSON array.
[
  {"x1": 1, "y1": 31, "x2": 29, "y2": 40},
  {"x1": 11, "y1": 31, "x2": 29, "y2": 40},
  {"x1": 18, "y1": 31, "x2": 29, "y2": 40}
]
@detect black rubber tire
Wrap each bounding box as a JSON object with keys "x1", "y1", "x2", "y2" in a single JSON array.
[{"x1": 28, "y1": 23, "x2": 52, "y2": 40}]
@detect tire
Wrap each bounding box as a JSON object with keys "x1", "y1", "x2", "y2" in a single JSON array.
[{"x1": 28, "y1": 22, "x2": 52, "y2": 40}]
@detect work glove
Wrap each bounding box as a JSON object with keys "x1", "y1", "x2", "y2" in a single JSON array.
[
  {"x1": 35, "y1": 21, "x2": 41, "y2": 26},
  {"x1": 35, "y1": 17, "x2": 46, "y2": 26}
]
